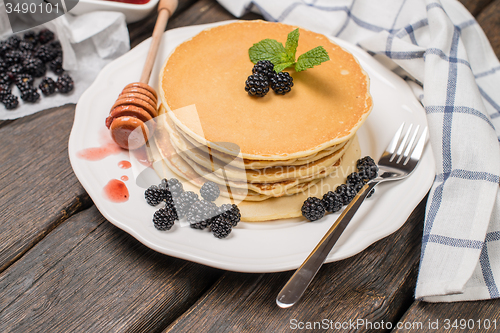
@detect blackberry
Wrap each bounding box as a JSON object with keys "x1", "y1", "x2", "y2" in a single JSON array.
[
  {"x1": 7, "y1": 64, "x2": 24, "y2": 79},
  {"x1": 15, "y1": 73, "x2": 34, "y2": 86},
  {"x1": 0, "y1": 84, "x2": 11, "y2": 100},
  {"x1": 39, "y1": 77, "x2": 56, "y2": 96},
  {"x1": 145, "y1": 185, "x2": 166, "y2": 206},
  {"x1": 153, "y1": 207, "x2": 176, "y2": 231},
  {"x1": 0, "y1": 73, "x2": 11, "y2": 85},
  {"x1": 1, "y1": 94, "x2": 18, "y2": 109},
  {"x1": 244, "y1": 73, "x2": 269, "y2": 97},
  {"x1": 0, "y1": 59, "x2": 6, "y2": 74},
  {"x1": 252, "y1": 60, "x2": 275, "y2": 78},
  {"x1": 346, "y1": 172, "x2": 363, "y2": 186},
  {"x1": 301, "y1": 197, "x2": 326, "y2": 221},
  {"x1": 38, "y1": 29, "x2": 55, "y2": 44},
  {"x1": 356, "y1": 156, "x2": 378, "y2": 180},
  {"x1": 17, "y1": 82, "x2": 31, "y2": 93},
  {"x1": 217, "y1": 203, "x2": 241, "y2": 227},
  {"x1": 4, "y1": 50, "x2": 21, "y2": 66},
  {"x1": 23, "y1": 57, "x2": 46, "y2": 77},
  {"x1": 351, "y1": 182, "x2": 365, "y2": 193},
  {"x1": 322, "y1": 191, "x2": 342, "y2": 213},
  {"x1": 18, "y1": 41, "x2": 34, "y2": 52},
  {"x1": 270, "y1": 72, "x2": 293, "y2": 95},
  {"x1": 335, "y1": 184, "x2": 357, "y2": 205},
  {"x1": 6, "y1": 35, "x2": 21, "y2": 49},
  {"x1": 49, "y1": 56, "x2": 63, "y2": 75},
  {"x1": 211, "y1": 214, "x2": 232, "y2": 239},
  {"x1": 187, "y1": 200, "x2": 217, "y2": 229},
  {"x1": 173, "y1": 191, "x2": 199, "y2": 219},
  {"x1": 0, "y1": 42, "x2": 12, "y2": 57},
  {"x1": 18, "y1": 50, "x2": 34, "y2": 62},
  {"x1": 20, "y1": 87, "x2": 40, "y2": 103},
  {"x1": 166, "y1": 178, "x2": 184, "y2": 197},
  {"x1": 50, "y1": 40, "x2": 62, "y2": 50},
  {"x1": 56, "y1": 73, "x2": 74, "y2": 93},
  {"x1": 164, "y1": 196, "x2": 178, "y2": 220},
  {"x1": 34, "y1": 44, "x2": 57, "y2": 62},
  {"x1": 346, "y1": 172, "x2": 367, "y2": 193},
  {"x1": 357, "y1": 156, "x2": 376, "y2": 168},
  {"x1": 200, "y1": 181, "x2": 220, "y2": 201},
  {"x1": 23, "y1": 31, "x2": 37, "y2": 45}
]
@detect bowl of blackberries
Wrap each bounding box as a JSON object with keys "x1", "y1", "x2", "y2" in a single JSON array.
[{"x1": 0, "y1": 29, "x2": 74, "y2": 110}]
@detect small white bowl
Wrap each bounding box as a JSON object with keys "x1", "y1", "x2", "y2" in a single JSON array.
[{"x1": 71, "y1": 0, "x2": 159, "y2": 23}]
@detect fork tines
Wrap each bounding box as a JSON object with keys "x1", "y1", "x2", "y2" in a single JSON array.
[{"x1": 387, "y1": 123, "x2": 428, "y2": 165}]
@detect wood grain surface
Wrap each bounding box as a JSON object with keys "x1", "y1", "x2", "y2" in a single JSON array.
[
  {"x1": 164, "y1": 199, "x2": 426, "y2": 333},
  {"x1": 477, "y1": 0, "x2": 500, "y2": 59},
  {"x1": 459, "y1": 0, "x2": 495, "y2": 16},
  {"x1": 393, "y1": 299, "x2": 500, "y2": 332},
  {"x1": 0, "y1": 206, "x2": 222, "y2": 333},
  {"x1": 0, "y1": 105, "x2": 92, "y2": 274}
]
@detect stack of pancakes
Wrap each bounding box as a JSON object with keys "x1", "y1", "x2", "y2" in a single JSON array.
[{"x1": 149, "y1": 20, "x2": 372, "y2": 221}]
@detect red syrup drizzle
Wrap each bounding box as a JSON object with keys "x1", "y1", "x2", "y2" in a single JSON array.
[
  {"x1": 105, "y1": 0, "x2": 150, "y2": 4},
  {"x1": 77, "y1": 128, "x2": 124, "y2": 161},
  {"x1": 103, "y1": 179, "x2": 129, "y2": 202},
  {"x1": 121, "y1": 175, "x2": 129, "y2": 181},
  {"x1": 118, "y1": 160, "x2": 132, "y2": 169}
]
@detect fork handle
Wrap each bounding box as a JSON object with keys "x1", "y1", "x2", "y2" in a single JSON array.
[{"x1": 276, "y1": 181, "x2": 379, "y2": 308}]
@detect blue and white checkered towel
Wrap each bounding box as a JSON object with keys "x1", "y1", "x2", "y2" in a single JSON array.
[{"x1": 218, "y1": 0, "x2": 500, "y2": 302}]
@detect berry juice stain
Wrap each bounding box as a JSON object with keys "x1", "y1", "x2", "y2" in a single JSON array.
[
  {"x1": 118, "y1": 160, "x2": 131, "y2": 169},
  {"x1": 77, "y1": 128, "x2": 124, "y2": 161},
  {"x1": 121, "y1": 175, "x2": 129, "y2": 181},
  {"x1": 103, "y1": 179, "x2": 129, "y2": 203}
]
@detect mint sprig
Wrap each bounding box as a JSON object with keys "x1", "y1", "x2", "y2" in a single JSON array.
[
  {"x1": 248, "y1": 28, "x2": 330, "y2": 73},
  {"x1": 295, "y1": 46, "x2": 330, "y2": 72}
]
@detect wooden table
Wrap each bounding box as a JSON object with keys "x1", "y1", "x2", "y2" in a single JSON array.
[{"x1": 1, "y1": 1, "x2": 499, "y2": 331}]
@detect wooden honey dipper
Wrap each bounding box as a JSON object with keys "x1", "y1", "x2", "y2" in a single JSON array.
[{"x1": 105, "y1": 0, "x2": 178, "y2": 150}]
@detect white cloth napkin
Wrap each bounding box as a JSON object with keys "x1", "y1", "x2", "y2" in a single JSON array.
[
  {"x1": 0, "y1": 6, "x2": 130, "y2": 120},
  {"x1": 217, "y1": 0, "x2": 500, "y2": 302}
]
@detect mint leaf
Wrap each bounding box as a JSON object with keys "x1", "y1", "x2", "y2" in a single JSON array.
[
  {"x1": 274, "y1": 62, "x2": 294, "y2": 73},
  {"x1": 295, "y1": 46, "x2": 330, "y2": 72},
  {"x1": 284, "y1": 28, "x2": 299, "y2": 61},
  {"x1": 249, "y1": 39, "x2": 287, "y2": 65}
]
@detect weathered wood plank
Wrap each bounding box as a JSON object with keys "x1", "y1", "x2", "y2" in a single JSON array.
[
  {"x1": 459, "y1": 0, "x2": 494, "y2": 16},
  {"x1": 476, "y1": 0, "x2": 500, "y2": 59},
  {"x1": 0, "y1": 206, "x2": 223, "y2": 333},
  {"x1": 392, "y1": 300, "x2": 500, "y2": 332},
  {"x1": 164, "y1": 199, "x2": 427, "y2": 333},
  {"x1": 128, "y1": 0, "x2": 200, "y2": 47},
  {"x1": 0, "y1": 105, "x2": 92, "y2": 274},
  {"x1": 129, "y1": 0, "x2": 262, "y2": 48}
]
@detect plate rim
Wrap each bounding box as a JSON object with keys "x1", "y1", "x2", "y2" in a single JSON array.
[{"x1": 68, "y1": 20, "x2": 434, "y2": 273}]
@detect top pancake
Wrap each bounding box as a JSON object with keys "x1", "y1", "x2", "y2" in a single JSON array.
[{"x1": 160, "y1": 20, "x2": 372, "y2": 160}]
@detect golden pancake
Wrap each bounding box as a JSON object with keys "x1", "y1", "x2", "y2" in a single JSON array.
[
  {"x1": 174, "y1": 135, "x2": 353, "y2": 186},
  {"x1": 148, "y1": 128, "x2": 361, "y2": 221},
  {"x1": 159, "y1": 20, "x2": 372, "y2": 160},
  {"x1": 170, "y1": 118, "x2": 348, "y2": 169},
  {"x1": 153, "y1": 112, "x2": 346, "y2": 197},
  {"x1": 150, "y1": 120, "x2": 270, "y2": 201},
  {"x1": 161, "y1": 108, "x2": 352, "y2": 183}
]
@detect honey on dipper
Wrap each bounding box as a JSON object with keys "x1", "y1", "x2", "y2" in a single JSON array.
[
  {"x1": 105, "y1": 82, "x2": 158, "y2": 150},
  {"x1": 104, "y1": 0, "x2": 178, "y2": 150}
]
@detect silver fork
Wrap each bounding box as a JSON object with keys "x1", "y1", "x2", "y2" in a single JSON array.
[{"x1": 276, "y1": 123, "x2": 428, "y2": 308}]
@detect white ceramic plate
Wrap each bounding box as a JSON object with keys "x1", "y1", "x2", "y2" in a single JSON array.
[
  {"x1": 68, "y1": 21, "x2": 434, "y2": 273},
  {"x1": 71, "y1": 0, "x2": 159, "y2": 23}
]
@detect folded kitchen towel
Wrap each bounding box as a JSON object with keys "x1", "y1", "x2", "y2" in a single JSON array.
[
  {"x1": 0, "y1": 6, "x2": 130, "y2": 120},
  {"x1": 217, "y1": 0, "x2": 500, "y2": 302}
]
